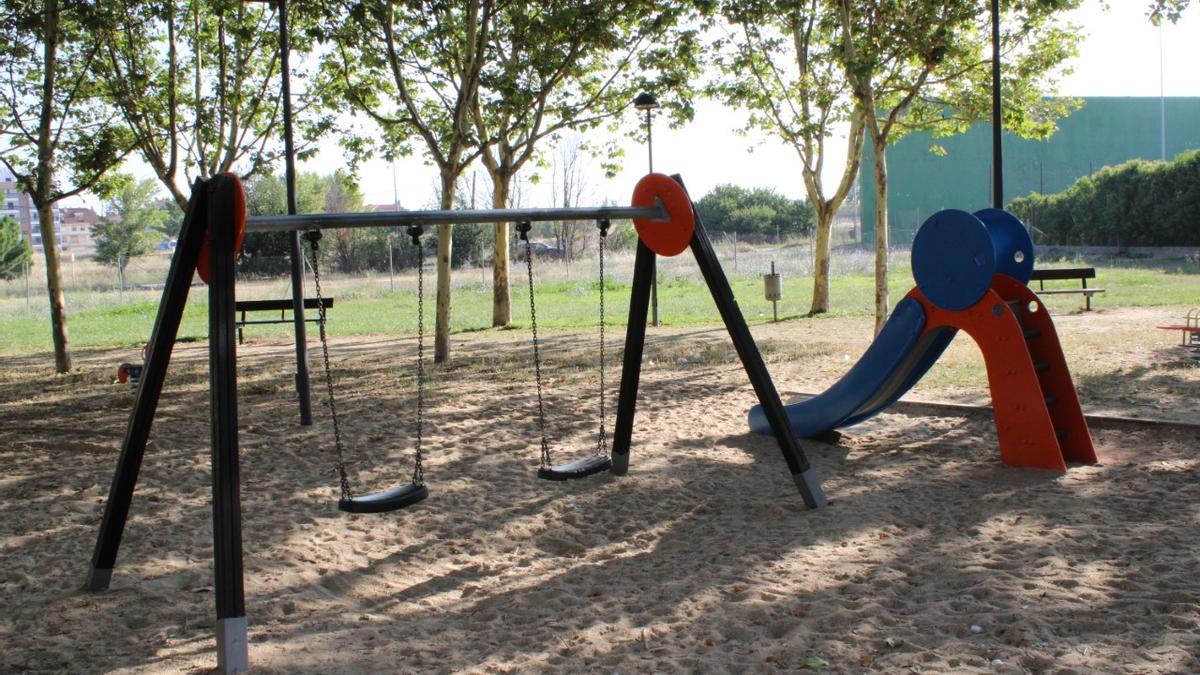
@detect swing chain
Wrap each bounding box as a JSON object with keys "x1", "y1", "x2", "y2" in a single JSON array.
[
  {"x1": 408, "y1": 225, "x2": 426, "y2": 485},
  {"x1": 305, "y1": 230, "x2": 353, "y2": 501},
  {"x1": 595, "y1": 219, "x2": 609, "y2": 458},
  {"x1": 518, "y1": 221, "x2": 552, "y2": 468}
]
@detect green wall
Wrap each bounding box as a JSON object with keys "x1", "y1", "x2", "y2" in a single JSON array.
[{"x1": 859, "y1": 97, "x2": 1200, "y2": 243}]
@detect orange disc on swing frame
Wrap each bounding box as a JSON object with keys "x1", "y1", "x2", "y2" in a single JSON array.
[
  {"x1": 631, "y1": 173, "x2": 695, "y2": 257},
  {"x1": 197, "y1": 173, "x2": 248, "y2": 284}
]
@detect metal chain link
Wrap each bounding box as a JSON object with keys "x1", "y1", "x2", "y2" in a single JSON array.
[
  {"x1": 409, "y1": 226, "x2": 426, "y2": 485},
  {"x1": 306, "y1": 231, "x2": 353, "y2": 501},
  {"x1": 595, "y1": 219, "x2": 609, "y2": 458},
  {"x1": 519, "y1": 222, "x2": 553, "y2": 468}
]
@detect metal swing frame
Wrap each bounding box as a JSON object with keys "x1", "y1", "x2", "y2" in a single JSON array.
[{"x1": 85, "y1": 173, "x2": 825, "y2": 673}]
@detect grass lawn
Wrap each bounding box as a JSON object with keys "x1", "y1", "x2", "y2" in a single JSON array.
[{"x1": 1, "y1": 257, "x2": 1197, "y2": 356}]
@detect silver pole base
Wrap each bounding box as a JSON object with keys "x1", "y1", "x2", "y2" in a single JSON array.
[
  {"x1": 609, "y1": 452, "x2": 629, "y2": 475},
  {"x1": 793, "y1": 469, "x2": 828, "y2": 509},
  {"x1": 216, "y1": 616, "x2": 249, "y2": 673},
  {"x1": 86, "y1": 566, "x2": 113, "y2": 591}
]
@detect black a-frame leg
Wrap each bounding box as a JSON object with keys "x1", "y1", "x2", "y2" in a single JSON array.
[
  {"x1": 88, "y1": 180, "x2": 208, "y2": 591},
  {"x1": 687, "y1": 199, "x2": 826, "y2": 508},
  {"x1": 610, "y1": 240, "x2": 656, "y2": 474},
  {"x1": 206, "y1": 175, "x2": 248, "y2": 673},
  {"x1": 609, "y1": 177, "x2": 827, "y2": 509}
]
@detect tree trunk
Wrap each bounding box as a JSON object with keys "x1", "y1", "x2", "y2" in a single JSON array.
[
  {"x1": 872, "y1": 137, "x2": 889, "y2": 335},
  {"x1": 808, "y1": 205, "x2": 835, "y2": 315},
  {"x1": 37, "y1": 202, "x2": 71, "y2": 371},
  {"x1": 434, "y1": 173, "x2": 454, "y2": 363},
  {"x1": 491, "y1": 173, "x2": 511, "y2": 327},
  {"x1": 36, "y1": 0, "x2": 71, "y2": 372}
]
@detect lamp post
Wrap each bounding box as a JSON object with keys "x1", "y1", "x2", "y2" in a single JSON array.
[
  {"x1": 990, "y1": 0, "x2": 1003, "y2": 209},
  {"x1": 634, "y1": 92, "x2": 661, "y2": 326},
  {"x1": 248, "y1": 0, "x2": 313, "y2": 426}
]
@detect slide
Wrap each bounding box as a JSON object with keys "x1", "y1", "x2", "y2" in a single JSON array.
[
  {"x1": 747, "y1": 296, "x2": 957, "y2": 437},
  {"x1": 747, "y1": 207, "x2": 1095, "y2": 471}
]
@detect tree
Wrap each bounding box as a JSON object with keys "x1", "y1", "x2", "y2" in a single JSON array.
[
  {"x1": 0, "y1": 1, "x2": 133, "y2": 372},
  {"x1": 93, "y1": 177, "x2": 166, "y2": 288},
  {"x1": 713, "y1": 0, "x2": 866, "y2": 316},
  {"x1": 322, "y1": 0, "x2": 497, "y2": 363},
  {"x1": 472, "y1": 1, "x2": 704, "y2": 327},
  {"x1": 835, "y1": 0, "x2": 1081, "y2": 332},
  {"x1": 0, "y1": 215, "x2": 33, "y2": 280},
  {"x1": 695, "y1": 184, "x2": 814, "y2": 238},
  {"x1": 322, "y1": 170, "x2": 366, "y2": 273},
  {"x1": 1150, "y1": 0, "x2": 1190, "y2": 22},
  {"x1": 240, "y1": 171, "x2": 349, "y2": 276},
  {"x1": 96, "y1": 0, "x2": 324, "y2": 211}
]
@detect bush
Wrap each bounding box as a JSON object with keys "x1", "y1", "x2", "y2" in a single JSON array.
[
  {"x1": 0, "y1": 215, "x2": 31, "y2": 280},
  {"x1": 695, "y1": 184, "x2": 814, "y2": 239},
  {"x1": 1009, "y1": 149, "x2": 1200, "y2": 246}
]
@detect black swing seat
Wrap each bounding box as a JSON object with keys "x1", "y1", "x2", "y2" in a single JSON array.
[
  {"x1": 537, "y1": 455, "x2": 613, "y2": 481},
  {"x1": 338, "y1": 482, "x2": 429, "y2": 514}
]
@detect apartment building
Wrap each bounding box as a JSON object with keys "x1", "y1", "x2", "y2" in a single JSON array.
[{"x1": 1, "y1": 170, "x2": 100, "y2": 257}]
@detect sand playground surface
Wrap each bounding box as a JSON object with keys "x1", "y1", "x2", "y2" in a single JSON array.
[{"x1": 2, "y1": 305, "x2": 1199, "y2": 673}]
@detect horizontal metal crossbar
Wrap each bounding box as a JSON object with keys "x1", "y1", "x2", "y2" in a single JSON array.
[{"x1": 244, "y1": 203, "x2": 668, "y2": 233}]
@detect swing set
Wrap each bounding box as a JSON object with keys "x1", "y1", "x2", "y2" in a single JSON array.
[{"x1": 86, "y1": 171, "x2": 826, "y2": 672}]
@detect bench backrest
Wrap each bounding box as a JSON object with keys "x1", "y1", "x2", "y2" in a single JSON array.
[
  {"x1": 1029, "y1": 267, "x2": 1096, "y2": 281},
  {"x1": 234, "y1": 297, "x2": 334, "y2": 312}
]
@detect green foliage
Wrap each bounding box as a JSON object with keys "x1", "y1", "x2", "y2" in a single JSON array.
[
  {"x1": 474, "y1": 1, "x2": 706, "y2": 192},
  {"x1": 0, "y1": 2, "x2": 134, "y2": 205},
  {"x1": 95, "y1": 0, "x2": 330, "y2": 210},
  {"x1": 92, "y1": 178, "x2": 166, "y2": 271},
  {"x1": 0, "y1": 215, "x2": 32, "y2": 280},
  {"x1": 1009, "y1": 149, "x2": 1200, "y2": 246},
  {"x1": 1149, "y1": 0, "x2": 1191, "y2": 24},
  {"x1": 695, "y1": 184, "x2": 814, "y2": 239},
  {"x1": 238, "y1": 170, "x2": 445, "y2": 275}
]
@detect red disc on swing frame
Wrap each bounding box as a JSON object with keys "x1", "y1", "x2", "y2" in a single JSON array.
[
  {"x1": 631, "y1": 173, "x2": 695, "y2": 257},
  {"x1": 197, "y1": 173, "x2": 248, "y2": 284}
]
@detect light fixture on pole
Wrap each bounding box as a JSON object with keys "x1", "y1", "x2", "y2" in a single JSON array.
[
  {"x1": 634, "y1": 92, "x2": 660, "y2": 172},
  {"x1": 634, "y1": 92, "x2": 661, "y2": 326}
]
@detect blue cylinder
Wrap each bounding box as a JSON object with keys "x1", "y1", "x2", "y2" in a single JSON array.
[
  {"x1": 973, "y1": 208, "x2": 1035, "y2": 284},
  {"x1": 911, "y1": 209, "x2": 996, "y2": 311}
]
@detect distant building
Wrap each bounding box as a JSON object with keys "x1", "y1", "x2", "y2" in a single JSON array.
[
  {"x1": 58, "y1": 207, "x2": 101, "y2": 256},
  {"x1": 371, "y1": 202, "x2": 405, "y2": 212},
  {"x1": 1, "y1": 170, "x2": 37, "y2": 239},
  {"x1": 1, "y1": 169, "x2": 101, "y2": 256},
  {"x1": 859, "y1": 96, "x2": 1200, "y2": 244}
]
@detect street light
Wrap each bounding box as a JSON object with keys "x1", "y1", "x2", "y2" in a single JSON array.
[
  {"x1": 246, "y1": 0, "x2": 313, "y2": 426},
  {"x1": 634, "y1": 92, "x2": 660, "y2": 326},
  {"x1": 634, "y1": 92, "x2": 659, "y2": 172}
]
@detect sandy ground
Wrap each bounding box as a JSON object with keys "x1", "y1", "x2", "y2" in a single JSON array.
[{"x1": 2, "y1": 304, "x2": 1199, "y2": 673}]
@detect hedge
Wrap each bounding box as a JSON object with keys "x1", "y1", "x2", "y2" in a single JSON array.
[{"x1": 1008, "y1": 148, "x2": 1200, "y2": 246}]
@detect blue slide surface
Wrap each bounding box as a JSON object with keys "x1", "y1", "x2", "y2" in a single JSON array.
[{"x1": 748, "y1": 296, "x2": 958, "y2": 437}]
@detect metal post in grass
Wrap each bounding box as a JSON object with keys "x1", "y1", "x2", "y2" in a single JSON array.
[
  {"x1": 635, "y1": 92, "x2": 661, "y2": 327},
  {"x1": 387, "y1": 232, "x2": 395, "y2": 292}
]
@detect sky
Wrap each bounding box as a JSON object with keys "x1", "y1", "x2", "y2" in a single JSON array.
[{"x1": 94, "y1": 0, "x2": 1200, "y2": 213}]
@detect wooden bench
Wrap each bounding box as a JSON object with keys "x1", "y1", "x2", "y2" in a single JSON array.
[
  {"x1": 235, "y1": 297, "x2": 333, "y2": 344},
  {"x1": 1029, "y1": 267, "x2": 1105, "y2": 311}
]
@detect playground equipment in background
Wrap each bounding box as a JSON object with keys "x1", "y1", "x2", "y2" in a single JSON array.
[
  {"x1": 1156, "y1": 308, "x2": 1200, "y2": 358},
  {"x1": 115, "y1": 344, "x2": 150, "y2": 393},
  {"x1": 749, "y1": 208, "x2": 1097, "y2": 471},
  {"x1": 115, "y1": 363, "x2": 142, "y2": 393},
  {"x1": 86, "y1": 172, "x2": 826, "y2": 673}
]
